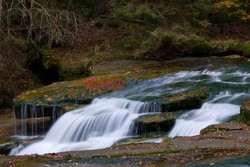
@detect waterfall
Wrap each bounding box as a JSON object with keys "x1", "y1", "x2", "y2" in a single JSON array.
[
  {"x1": 168, "y1": 92, "x2": 250, "y2": 137},
  {"x1": 168, "y1": 103, "x2": 240, "y2": 137},
  {"x1": 13, "y1": 104, "x2": 64, "y2": 138},
  {"x1": 13, "y1": 98, "x2": 160, "y2": 155},
  {"x1": 12, "y1": 66, "x2": 250, "y2": 155}
]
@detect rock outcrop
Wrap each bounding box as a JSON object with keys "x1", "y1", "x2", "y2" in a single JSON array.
[
  {"x1": 134, "y1": 113, "x2": 176, "y2": 135},
  {"x1": 162, "y1": 88, "x2": 209, "y2": 112}
]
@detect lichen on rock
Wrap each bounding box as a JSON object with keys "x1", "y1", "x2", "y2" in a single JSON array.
[
  {"x1": 162, "y1": 88, "x2": 209, "y2": 112},
  {"x1": 134, "y1": 113, "x2": 176, "y2": 135}
]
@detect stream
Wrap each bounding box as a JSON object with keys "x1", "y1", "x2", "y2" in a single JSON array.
[{"x1": 11, "y1": 58, "x2": 250, "y2": 155}]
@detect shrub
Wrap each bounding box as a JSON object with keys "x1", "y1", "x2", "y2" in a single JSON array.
[
  {"x1": 227, "y1": 41, "x2": 242, "y2": 52},
  {"x1": 241, "y1": 42, "x2": 250, "y2": 57},
  {"x1": 192, "y1": 43, "x2": 213, "y2": 56},
  {"x1": 160, "y1": 31, "x2": 177, "y2": 44},
  {"x1": 94, "y1": 21, "x2": 104, "y2": 28},
  {"x1": 210, "y1": 12, "x2": 241, "y2": 24},
  {"x1": 107, "y1": 20, "x2": 121, "y2": 28},
  {"x1": 75, "y1": 0, "x2": 111, "y2": 16},
  {"x1": 116, "y1": 6, "x2": 164, "y2": 24},
  {"x1": 117, "y1": 36, "x2": 141, "y2": 50}
]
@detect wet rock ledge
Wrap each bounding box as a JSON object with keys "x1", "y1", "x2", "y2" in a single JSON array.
[
  {"x1": 133, "y1": 88, "x2": 209, "y2": 135},
  {"x1": 14, "y1": 60, "x2": 182, "y2": 117},
  {"x1": 162, "y1": 88, "x2": 208, "y2": 112},
  {"x1": 134, "y1": 113, "x2": 176, "y2": 135}
]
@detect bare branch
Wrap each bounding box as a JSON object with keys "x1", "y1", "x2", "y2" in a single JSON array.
[{"x1": 1, "y1": 0, "x2": 78, "y2": 47}]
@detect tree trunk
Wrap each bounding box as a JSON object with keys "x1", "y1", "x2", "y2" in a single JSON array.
[
  {"x1": 28, "y1": 0, "x2": 34, "y2": 38},
  {"x1": 67, "y1": 0, "x2": 72, "y2": 11},
  {"x1": 0, "y1": 0, "x2": 3, "y2": 26}
]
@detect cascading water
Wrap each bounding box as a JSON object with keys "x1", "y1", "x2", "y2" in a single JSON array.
[
  {"x1": 168, "y1": 72, "x2": 250, "y2": 137},
  {"x1": 13, "y1": 104, "x2": 64, "y2": 138},
  {"x1": 168, "y1": 97, "x2": 241, "y2": 137},
  {"x1": 13, "y1": 98, "x2": 160, "y2": 155},
  {"x1": 12, "y1": 59, "x2": 250, "y2": 155}
]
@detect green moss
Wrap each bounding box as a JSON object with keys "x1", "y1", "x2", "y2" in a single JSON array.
[
  {"x1": 166, "y1": 88, "x2": 208, "y2": 103},
  {"x1": 141, "y1": 113, "x2": 175, "y2": 123},
  {"x1": 241, "y1": 42, "x2": 250, "y2": 57},
  {"x1": 135, "y1": 113, "x2": 176, "y2": 134},
  {"x1": 15, "y1": 62, "x2": 179, "y2": 104},
  {"x1": 58, "y1": 56, "x2": 92, "y2": 80},
  {"x1": 162, "y1": 88, "x2": 209, "y2": 112}
]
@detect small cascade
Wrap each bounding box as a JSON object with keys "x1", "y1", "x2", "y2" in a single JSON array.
[
  {"x1": 168, "y1": 92, "x2": 250, "y2": 137},
  {"x1": 20, "y1": 104, "x2": 27, "y2": 136},
  {"x1": 13, "y1": 104, "x2": 64, "y2": 137},
  {"x1": 168, "y1": 103, "x2": 240, "y2": 137},
  {"x1": 14, "y1": 98, "x2": 160, "y2": 155}
]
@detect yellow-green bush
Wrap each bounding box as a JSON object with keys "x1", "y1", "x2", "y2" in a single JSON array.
[
  {"x1": 116, "y1": 5, "x2": 164, "y2": 24},
  {"x1": 242, "y1": 42, "x2": 250, "y2": 57}
]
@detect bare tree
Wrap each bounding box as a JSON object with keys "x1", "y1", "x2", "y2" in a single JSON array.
[{"x1": 1, "y1": 0, "x2": 78, "y2": 47}]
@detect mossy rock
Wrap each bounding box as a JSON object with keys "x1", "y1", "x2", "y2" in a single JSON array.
[
  {"x1": 162, "y1": 88, "x2": 209, "y2": 112},
  {"x1": 14, "y1": 61, "x2": 181, "y2": 122},
  {"x1": 240, "y1": 101, "x2": 250, "y2": 125},
  {"x1": 134, "y1": 113, "x2": 176, "y2": 135}
]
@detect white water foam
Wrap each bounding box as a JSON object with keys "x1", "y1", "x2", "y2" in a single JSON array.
[
  {"x1": 168, "y1": 102, "x2": 240, "y2": 138},
  {"x1": 14, "y1": 98, "x2": 160, "y2": 155}
]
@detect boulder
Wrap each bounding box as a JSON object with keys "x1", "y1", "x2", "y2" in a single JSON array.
[
  {"x1": 240, "y1": 101, "x2": 250, "y2": 125},
  {"x1": 134, "y1": 113, "x2": 176, "y2": 135},
  {"x1": 162, "y1": 88, "x2": 208, "y2": 112}
]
